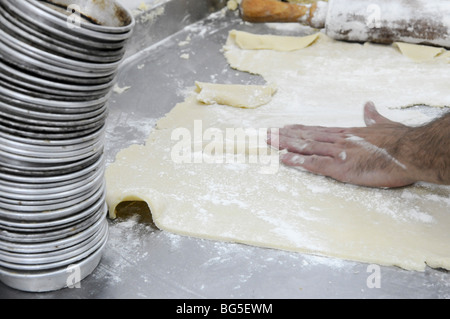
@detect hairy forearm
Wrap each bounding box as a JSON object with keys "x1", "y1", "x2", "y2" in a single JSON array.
[
  {"x1": 398, "y1": 112, "x2": 450, "y2": 185},
  {"x1": 272, "y1": 104, "x2": 449, "y2": 188}
]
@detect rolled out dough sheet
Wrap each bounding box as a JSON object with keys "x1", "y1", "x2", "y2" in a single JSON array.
[{"x1": 106, "y1": 31, "x2": 450, "y2": 271}]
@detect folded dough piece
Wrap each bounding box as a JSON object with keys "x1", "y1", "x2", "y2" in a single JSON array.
[
  {"x1": 394, "y1": 42, "x2": 446, "y2": 62},
  {"x1": 195, "y1": 82, "x2": 277, "y2": 108},
  {"x1": 229, "y1": 30, "x2": 320, "y2": 51}
]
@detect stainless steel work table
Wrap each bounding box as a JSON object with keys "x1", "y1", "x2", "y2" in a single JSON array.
[{"x1": 1, "y1": 0, "x2": 449, "y2": 299}]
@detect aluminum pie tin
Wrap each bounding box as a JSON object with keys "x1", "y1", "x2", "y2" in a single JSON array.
[
  {"x1": 5, "y1": 0, "x2": 128, "y2": 49},
  {"x1": 0, "y1": 152, "x2": 104, "y2": 184},
  {"x1": 0, "y1": 149, "x2": 103, "y2": 178},
  {"x1": 0, "y1": 168, "x2": 104, "y2": 209},
  {"x1": 0, "y1": 6, "x2": 124, "y2": 63},
  {"x1": 0, "y1": 25, "x2": 122, "y2": 73},
  {"x1": 0, "y1": 186, "x2": 106, "y2": 233},
  {"x1": 0, "y1": 218, "x2": 108, "y2": 271},
  {"x1": 0, "y1": 78, "x2": 105, "y2": 103},
  {"x1": 0, "y1": 216, "x2": 106, "y2": 261},
  {"x1": 0, "y1": 165, "x2": 104, "y2": 201},
  {"x1": 0, "y1": 204, "x2": 105, "y2": 244},
  {"x1": 0, "y1": 38, "x2": 116, "y2": 79},
  {"x1": 0, "y1": 132, "x2": 105, "y2": 161},
  {"x1": 0, "y1": 206, "x2": 106, "y2": 253},
  {"x1": 0, "y1": 193, "x2": 106, "y2": 235},
  {"x1": 0, "y1": 180, "x2": 105, "y2": 222},
  {"x1": 0, "y1": 115, "x2": 106, "y2": 136},
  {"x1": 0, "y1": 113, "x2": 106, "y2": 136},
  {"x1": 0, "y1": 120, "x2": 104, "y2": 140},
  {"x1": 0, "y1": 227, "x2": 105, "y2": 267},
  {"x1": 0, "y1": 52, "x2": 117, "y2": 86},
  {"x1": 0, "y1": 228, "x2": 106, "y2": 272},
  {"x1": 0, "y1": 105, "x2": 107, "y2": 130},
  {"x1": 0, "y1": 2, "x2": 126, "y2": 60},
  {"x1": 0, "y1": 146, "x2": 102, "y2": 169},
  {"x1": 0, "y1": 85, "x2": 109, "y2": 111},
  {"x1": 0, "y1": 126, "x2": 105, "y2": 155},
  {"x1": 0, "y1": 173, "x2": 104, "y2": 212},
  {"x1": 30, "y1": 0, "x2": 135, "y2": 34},
  {"x1": 0, "y1": 171, "x2": 102, "y2": 205},
  {"x1": 20, "y1": 0, "x2": 133, "y2": 42},
  {"x1": 0, "y1": 147, "x2": 104, "y2": 171},
  {"x1": 0, "y1": 60, "x2": 114, "y2": 94},
  {"x1": 0, "y1": 99, "x2": 108, "y2": 122},
  {"x1": 0, "y1": 229, "x2": 107, "y2": 293}
]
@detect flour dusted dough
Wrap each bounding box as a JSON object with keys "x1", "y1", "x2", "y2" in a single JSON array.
[
  {"x1": 106, "y1": 31, "x2": 450, "y2": 271},
  {"x1": 394, "y1": 42, "x2": 447, "y2": 62},
  {"x1": 229, "y1": 30, "x2": 320, "y2": 51},
  {"x1": 195, "y1": 82, "x2": 277, "y2": 108}
]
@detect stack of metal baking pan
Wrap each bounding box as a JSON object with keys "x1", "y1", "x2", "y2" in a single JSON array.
[{"x1": 0, "y1": 0, "x2": 134, "y2": 292}]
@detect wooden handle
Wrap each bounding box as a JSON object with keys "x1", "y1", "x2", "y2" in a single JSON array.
[
  {"x1": 240, "y1": 0, "x2": 328, "y2": 25},
  {"x1": 240, "y1": 0, "x2": 311, "y2": 23}
]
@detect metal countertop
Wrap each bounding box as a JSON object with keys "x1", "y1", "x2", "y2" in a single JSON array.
[{"x1": 1, "y1": 0, "x2": 449, "y2": 299}]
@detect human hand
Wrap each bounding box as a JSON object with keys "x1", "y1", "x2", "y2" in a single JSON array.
[{"x1": 267, "y1": 102, "x2": 419, "y2": 188}]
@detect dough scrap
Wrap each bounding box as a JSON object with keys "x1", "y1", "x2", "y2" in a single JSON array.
[
  {"x1": 106, "y1": 30, "x2": 450, "y2": 271},
  {"x1": 394, "y1": 42, "x2": 447, "y2": 62},
  {"x1": 195, "y1": 82, "x2": 277, "y2": 108},
  {"x1": 229, "y1": 29, "x2": 320, "y2": 51}
]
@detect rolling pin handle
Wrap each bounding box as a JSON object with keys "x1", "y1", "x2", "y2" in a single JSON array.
[{"x1": 240, "y1": 0, "x2": 327, "y2": 28}]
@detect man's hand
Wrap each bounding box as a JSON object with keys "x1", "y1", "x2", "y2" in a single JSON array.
[{"x1": 267, "y1": 102, "x2": 450, "y2": 188}]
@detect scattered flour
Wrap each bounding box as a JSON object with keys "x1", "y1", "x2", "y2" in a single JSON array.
[{"x1": 113, "y1": 84, "x2": 131, "y2": 94}]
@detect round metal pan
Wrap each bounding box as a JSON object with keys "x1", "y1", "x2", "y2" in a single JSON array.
[
  {"x1": 0, "y1": 52, "x2": 117, "y2": 86},
  {"x1": 0, "y1": 84, "x2": 109, "y2": 111},
  {"x1": 0, "y1": 220, "x2": 108, "y2": 271},
  {"x1": 0, "y1": 204, "x2": 105, "y2": 244},
  {"x1": 0, "y1": 132, "x2": 104, "y2": 160},
  {"x1": 0, "y1": 1, "x2": 127, "y2": 59},
  {"x1": 0, "y1": 150, "x2": 103, "y2": 177},
  {"x1": 0, "y1": 175, "x2": 104, "y2": 213},
  {"x1": 0, "y1": 76, "x2": 108, "y2": 102},
  {"x1": 29, "y1": 0, "x2": 135, "y2": 34},
  {"x1": 0, "y1": 126, "x2": 105, "y2": 153},
  {"x1": 0, "y1": 166, "x2": 104, "y2": 204},
  {"x1": 0, "y1": 104, "x2": 107, "y2": 129},
  {"x1": 0, "y1": 185, "x2": 105, "y2": 231},
  {"x1": 0, "y1": 60, "x2": 114, "y2": 94},
  {"x1": 0, "y1": 6, "x2": 125, "y2": 63},
  {"x1": 0, "y1": 153, "x2": 104, "y2": 184},
  {"x1": 0, "y1": 123, "x2": 103, "y2": 141},
  {"x1": 0, "y1": 219, "x2": 107, "y2": 270},
  {"x1": 0, "y1": 98, "x2": 108, "y2": 122},
  {"x1": 0, "y1": 1, "x2": 125, "y2": 58},
  {"x1": 0, "y1": 196, "x2": 106, "y2": 235},
  {"x1": 0, "y1": 206, "x2": 106, "y2": 253},
  {"x1": 0, "y1": 166, "x2": 104, "y2": 200},
  {"x1": 0, "y1": 38, "x2": 116, "y2": 79},
  {"x1": 18, "y1": 0, "x2": 133, "y2": 42},
  {"x1": 0, "y1": 228, "x2": 107, "y2": 293},
  {"x1": 0, "y1": 114, "x2": 106, "y2": 136},
  {"x1": 0, "y1": 24, "x2": 122, "y2": 73},
  {"x1": 3, "y1": 0, "x2": 128, "y2": 49}
]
